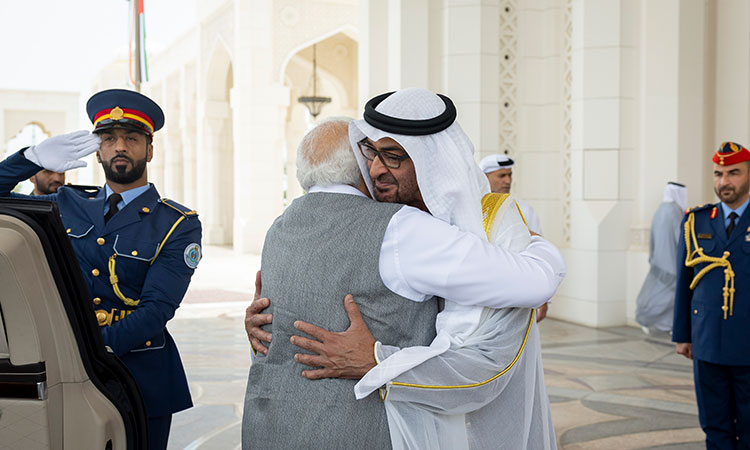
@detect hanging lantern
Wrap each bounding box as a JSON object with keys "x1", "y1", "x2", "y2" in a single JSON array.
[{"x1": 298, "y1": 44, "x2": 331, "y2": 118}]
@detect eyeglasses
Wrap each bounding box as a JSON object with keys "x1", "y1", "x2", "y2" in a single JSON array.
[{"x1": 357, "y1": 139, "x2": 411, "y2": 169}]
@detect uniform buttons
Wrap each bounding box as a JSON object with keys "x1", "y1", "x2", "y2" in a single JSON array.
[
  {"x1": 93, "y1": 297, "x2": 101, "y2": 305},
  {"x1": 145, "y1": 340, "x2": 152, "y2": 347},
  {"x1": 142, "y1": 207, "x2": 150, "y2": 213},
  {"x1": 66, "y1": 228, "x2": 72, "y2": 233},
  {"x1": 694, "y1": 309, "x2": 699, "y2": 315},
  {"x1": 91, "y1": 268, "x2": 100, "y2": 277},
  {"x1": 131, "y1": 250, "x2": 138, "y2": 256},
  {"x1": 97, "y1": 237, "x2": 105, "y2": 245}
]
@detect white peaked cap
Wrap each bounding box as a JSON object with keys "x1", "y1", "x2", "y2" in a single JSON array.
[{"x1": 479, "y1": 154, "x2": 515, "y2": 173}]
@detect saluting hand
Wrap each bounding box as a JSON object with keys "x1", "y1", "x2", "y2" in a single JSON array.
[
  {"x1": 25, "y1": 130, "x2": 100, "y2": 172},
  {"x1": 244, "y1": 270, "x2": 273, "y2": 355},
  {"x1": 291, "y1": 295, "x2": 376, "y2": 380}
]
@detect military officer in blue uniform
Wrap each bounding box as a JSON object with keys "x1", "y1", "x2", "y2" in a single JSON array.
[
  {"x1": 673, "y1": 141, "x2": 750, "y2": 449},
  {"x1": 0, "y1": 89, "x2": 201, "y2": 450}
]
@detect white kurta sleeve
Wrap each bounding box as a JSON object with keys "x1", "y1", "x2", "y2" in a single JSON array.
[{"x1": 379, "y1": 206, "x2": 565, "y2": 308}]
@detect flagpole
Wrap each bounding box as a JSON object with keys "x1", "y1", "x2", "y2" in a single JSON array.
[{"x1": 133, "y1": 0, "x2": 142, "y2": 92}]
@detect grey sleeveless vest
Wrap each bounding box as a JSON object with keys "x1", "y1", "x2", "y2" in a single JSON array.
[{"x1": 242, "y1": 192, "x2": 438, "y2": 450}]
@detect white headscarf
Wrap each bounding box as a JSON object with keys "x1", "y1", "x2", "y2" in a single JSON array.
[
  {"x1": 663, "y1": 182, "x2": 687, "y2": 211},
  {"x1": 349, "y1": 88, "x2": 490, "y2": 239},
  {"x1": 479, "y1": 154, "x2": 514, "y2": 173}
]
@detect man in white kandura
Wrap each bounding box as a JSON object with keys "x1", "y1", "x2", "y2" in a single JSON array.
[
  {"x1": 635, "y1": 181, "x2": 688, "y2": 334},
  {"x1": 480, "y1": 153, "x2": 550, "y2": 321},
  {"x1": 479, "y1": 153, "x2": 543, "y2": 235}
]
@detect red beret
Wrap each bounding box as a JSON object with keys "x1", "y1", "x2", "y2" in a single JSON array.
[{"x1": 713, "y1": 141, "x2": 750, "y2": 166}]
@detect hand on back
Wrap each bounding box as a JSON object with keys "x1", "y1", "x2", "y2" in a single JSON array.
[{"x1": 245, "y1": 270, "x2": 272, "y2": 354}]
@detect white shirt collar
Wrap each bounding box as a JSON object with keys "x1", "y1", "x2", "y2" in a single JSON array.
[{"x1": 308, "y1": 184, "x2": 369, "y2": 198}]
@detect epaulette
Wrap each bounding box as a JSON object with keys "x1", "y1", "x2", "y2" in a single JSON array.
[
  {"x1": 684, "y1": 203, "x2": 713, "y2": 215},
  {"x1": 64, "y1": 183, "x2": 101, "y2": 198},
  {"x1": 158, "y1": 198, "x2": 198, "y2": 217}
]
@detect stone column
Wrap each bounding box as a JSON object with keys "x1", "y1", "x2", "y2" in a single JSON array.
[
  {"x1": 199, "y1": 104, "x2": 233, "y2": 246},
  {"x1": 232, "y1": 0, "x2": 288, "y2": 254},
  {"x1": 444, "y1": 0, "x2": 500, "y2": 159},
  {"x1": 556, "y1": 0, "x2": 631, "y2": 327},
  {"x1": 387, "y1": 0, "x2": 430, "y2": 89},
  {"x1": 712, "y1": 0, "x2": 750, "y2": 156},
  {"x1": 180, "y1": 64, "x2": 198, "y2": 208},
  {"x1": 623, "y1": 0, "x2": 709, "y2": 324},
  {"x1": 358, "y1": 0, "x2": 391, "y2": 104},
  {"x1": 676, "y1": 0, "x2": 709, "y2": 204},
  {"x1": 515, "y1": 0, "x2": 567, "y2": 245},
  {"x1": 640, "y1": 0, "x2": 707, "y2": 217},
  {"x1": 359, "y1": 1, "x2": 498, "y2": 155},
  {"x1": 163, "y1": 82, "x2": 185, "y2": 202},
  {"x1": 358, "y1": 0, "x2": 436, "y2": 102}
]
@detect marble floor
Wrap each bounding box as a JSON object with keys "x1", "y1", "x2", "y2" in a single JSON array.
[
  {"x1": 542, "y1": 323, "x2": 700, "y2": 450},
  {"x1": 165, "y1": 246, "x2": 703, "y2": 449}
]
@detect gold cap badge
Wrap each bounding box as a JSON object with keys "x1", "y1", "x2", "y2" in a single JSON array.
[{"x1": 110, "y1": 106, "x2": 124, "y2": 121}]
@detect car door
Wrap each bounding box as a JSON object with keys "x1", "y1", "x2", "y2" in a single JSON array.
[{"x1": 0, "y1": 198, "x2": 147, "y2": 450}]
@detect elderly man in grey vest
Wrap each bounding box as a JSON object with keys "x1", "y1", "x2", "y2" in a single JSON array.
[{"x1": 242, "y1": 114, "x2": 564, "y2": 449}]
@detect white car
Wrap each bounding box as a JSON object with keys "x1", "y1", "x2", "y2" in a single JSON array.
[{"x1": 0, "y1": 198, "x2": 147, "y2": 449}]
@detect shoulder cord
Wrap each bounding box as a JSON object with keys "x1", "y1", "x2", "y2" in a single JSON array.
[
  {"x1": 683, "y1": 212, "x2": 735, "y2": 319},
  {"x1": 107, "y1": 215, "x2": 187, "y2": 307}
]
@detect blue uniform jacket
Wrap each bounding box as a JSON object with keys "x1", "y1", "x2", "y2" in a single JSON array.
[
  {"x1": 673, "y1": 202, "x2": 750, "y2": 365},
  {"x1": 0, "y1": 150, "x2": 201, "y2": 417}
]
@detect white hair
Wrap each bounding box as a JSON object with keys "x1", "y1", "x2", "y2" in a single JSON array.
[{"x1": 296, "y1": 117, "x2": 362, "y2": 191}]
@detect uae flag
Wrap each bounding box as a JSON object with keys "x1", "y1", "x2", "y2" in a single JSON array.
[{"x1": 129, "y1": 0, "x2": 149, "y2": 86}]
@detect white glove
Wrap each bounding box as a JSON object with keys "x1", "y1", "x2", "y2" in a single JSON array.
[{"x1": 25, "y1": 130, "x2": 101, "y2": 172}]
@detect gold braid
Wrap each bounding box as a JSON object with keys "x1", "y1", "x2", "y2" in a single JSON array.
[
  {"x1": 683, "y1": 212, "x2": 735, "y2": 319},
  {"x1": 108, "y1": 254, "x2": 140, "y2": 307},
  {"x1": 107, "y1": 215, "x2": 187, "y2": 308}
]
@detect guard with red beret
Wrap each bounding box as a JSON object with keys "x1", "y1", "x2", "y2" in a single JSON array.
[
  {"x1": 673, "y1": 141, "x2": 750, "y2": 448},
  {"x1": 0, "y1": 88, "x2": 201, "y2": 450}
]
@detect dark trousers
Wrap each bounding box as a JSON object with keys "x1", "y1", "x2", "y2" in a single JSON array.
[
  {"x1": 147, "y1": 415, "x2": 172, "y2": 450},
  {"x1": 694, "y1": 360, "x2": 750, "y2": 449}
]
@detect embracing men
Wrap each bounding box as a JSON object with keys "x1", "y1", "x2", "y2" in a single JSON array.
[{"x1": 243, "y1": 89, "x2": 565, "y2": 449}]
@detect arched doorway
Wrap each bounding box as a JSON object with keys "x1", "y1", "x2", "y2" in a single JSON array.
[{"x1": 281, "y1": 32, "x2": 358, "y2": 201}]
